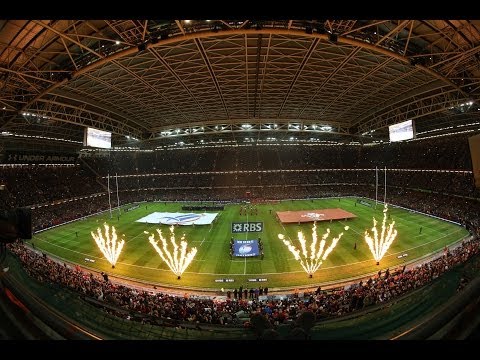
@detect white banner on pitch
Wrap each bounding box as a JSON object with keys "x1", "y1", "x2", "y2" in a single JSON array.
[{"x1": 136, "y1": 212, "x2": 218, "y2": 225}]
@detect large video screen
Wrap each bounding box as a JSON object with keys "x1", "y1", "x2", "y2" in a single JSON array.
[
  {"x1": 84, "y1": 128, "x2": 111, "y2": 149},
  {"x1": 389, "y1": 120, "x2": 415, "y2": 142}
]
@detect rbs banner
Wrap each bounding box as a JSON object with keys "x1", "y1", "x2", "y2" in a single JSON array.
[{"x1": 231, "y1": 222, "x2": 263, "y2": 233}]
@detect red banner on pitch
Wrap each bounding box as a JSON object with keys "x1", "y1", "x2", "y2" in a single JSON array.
[{"x1": 276, "y1": 208, "x2": 357, "y2": 223}]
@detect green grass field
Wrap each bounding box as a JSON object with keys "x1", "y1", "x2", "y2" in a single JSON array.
[{"x1": 31, "y1": 198, "x2": 469, "y2": 290}]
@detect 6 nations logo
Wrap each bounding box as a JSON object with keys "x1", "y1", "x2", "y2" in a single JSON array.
[{"x1": 231, "y1": 222, "x2": 263, "y2": 233}]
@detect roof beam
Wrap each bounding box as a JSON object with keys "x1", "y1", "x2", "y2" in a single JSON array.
[
  {"x1": 253, "y1": 34, "x2": 262, "y2": 118},
  {"x1": 257, "y1": 34, "x2": 272, "y2": 119},
  {"x1": 297, "y1": 47, "x2": 362, "y2": 119},
  {"x1": 194, "y1": 38, "x2": 229, "y2": 119},
  {"x1": 244, "y1": 33, "x2": 250, "y2": 117},
  {"x1": 318, "y1": 57, "x2": 395, "y2": 118},
  {"x1": 375, "y1": 20, "x2": 410, "y2": 47},
  {"x1": 357, "y1": 87, "x2": 470, "y2": 134},
  {"x1": 148, "y1": 47, "x2": 208, "y2": 120},
  {"x1": 27, "y1": 98, "x2": 142, "y2": 137},
  {"x1": 4, "y1": 26, "x2": 473, "y2": 138},
  {"x1": 22, "y1": 27, "x2": 468, "y2": 103},
  {"x1": 220, "y1": 20, "x2": 234, "y2": 30},
  {"x1": 150, "y1": 118, "x2": 348, "y2": 133},
  {"x1": 110, "y1": 59, "x2": 190, "y2": 123},
  {"x1": 31, "y1": 20, "x2": 103, "y2": 59},
  {"x1": 403, "y1": 21, "x2": 415, "y2": 56},
  {"x1": 147, "y1": 118, "x2": 349, "y2": 141},
  {"x1": 277, "y1": 38, "x2": 319, "y2": 117},
  {"x1": 175, "y1": 20, "x2": 185, "y2": 36},
  {"x1": 239, "y1": 21, "x2": 250, "y2": 29},
  {"x1": 48, "y1": 90, "x2": 151, "y2": 133},
  {"x1": 59, "y1": 37, "x2": 78, "y2": 70}
]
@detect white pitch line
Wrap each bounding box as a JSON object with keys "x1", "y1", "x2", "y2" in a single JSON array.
[
  {"x1": 199, "y1": 225, "x2": 213, "y2": 247},
  {"x1": 34, "y1": 235, "x2": 102, "y2": 260},
  {"x1": 34, "y1": 228, "x2": 467, "y2": 276},
  {"x1": 125, "y1": 227, "x2": 152, "y2": 244},
  {"x1": 35, "y1": 220, "x2": 94, "y2": 245},
  {"x1": 339, "y1": 214, "x2": 446, "y2": 255},
  {"x1": 339, "y1": 221, "x2": 362, "y2": 236},
  {"x1": 288, "y1": 227, "x2": 464, "y2": 263},
  {"x1": 34, "y1": 211, "x2": 467, "y2": 277}
]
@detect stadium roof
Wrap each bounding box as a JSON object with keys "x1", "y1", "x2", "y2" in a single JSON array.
[{"x1": 1, "y1": 19, "x2": 480, "y2": 148}]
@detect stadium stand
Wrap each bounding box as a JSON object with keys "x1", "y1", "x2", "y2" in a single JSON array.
[
  {"x1": 1, "y1": 133, "x2": 479, "y2": 336},
  {"x1": 7, "y1": 235, "x2": 480, "y2": 327}
]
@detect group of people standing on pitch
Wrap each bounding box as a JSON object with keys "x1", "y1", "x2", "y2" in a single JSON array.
[{"x1": 230, "y1": 285, "x2": 269, "y2": 300}]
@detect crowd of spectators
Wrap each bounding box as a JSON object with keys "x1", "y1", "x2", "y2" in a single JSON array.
[
  {"x1": 93, "y1": 169, "x2": 478, "y2": 199},
  {"x1": 82, "y1": 133, "x2": 474, "y2": 176},
  {"x1": 1, "y1": 133, "x2": 478, "y2": 216},
  {"x1": 22, "y1": 181, "x2": 479, "y2": 237},
  {"x1": 76, "y1": 133, "x2": 479, "y2": 199},
  {"x1": 0, "y1": 165, "x2": 103, "y2": 209},
  {"x1": 32, "y1": 195, "x2": 110, "y2": 232},
  {"x1": 8, "y1": 235, "x2": 480, "y2": 327},
  {"x1": 2, "y1": 132, "x2": 480, "y2": 330}
]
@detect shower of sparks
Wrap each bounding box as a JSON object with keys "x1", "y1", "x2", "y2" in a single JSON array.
[
  {"x1": 364, "y1": 203, "x2": 398, "y2": 263},
  {"x1": 278, "y1": 223, "x2": 348, "y2": 277},
  {"x1": 147, "y1": 225, "x2": 197, "y2": 278},
  {"x1": 91, "y1": 223, "x2": 125, "y2": 267}
]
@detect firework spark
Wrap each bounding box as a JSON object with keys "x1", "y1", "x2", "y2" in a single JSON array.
[
  {"x1": 278, "y1": 223, "x2": 348, "y2": 277},
  {"x1": 91, "y1": 223, "x2": 125, "y2": 268},
  {"x1": 147, "y1": 225, "x2": 197, "y2": 279},
  {"x1": 364, "y1": 203, "x2": 398, "y2": 265}
]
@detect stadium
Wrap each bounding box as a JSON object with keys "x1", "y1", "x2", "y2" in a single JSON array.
[{"x1": 0, "y1": 19, "x2": 480, "y2": 341}]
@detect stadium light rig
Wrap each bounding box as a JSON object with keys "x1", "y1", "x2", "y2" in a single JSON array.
[
  {"x1": 146, "y1": 225, "x2": 197, "y2": 279},
  {"x1": 278, "y1": 223, "x2": 349, "y2": 278},
  {"x1": 91, "y1": 223, "x2": 125, "y2": 268},
  {"x1": 364, "y1": 203, "x2": 398, "y2": 265}
]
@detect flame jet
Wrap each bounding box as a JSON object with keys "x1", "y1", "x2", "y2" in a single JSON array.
[
  {"x1": 91, "y1": 223, "x2": 125, "y2": 268},
  {"x1": 364, "y1": 203, "x2": 398, "y2": 265},
  {"x1": 278, "y1": 223, "x2": 349, "y2": 277},
  {"x1": 147, "y1": 225, "x2": 197, "y2": 279}
]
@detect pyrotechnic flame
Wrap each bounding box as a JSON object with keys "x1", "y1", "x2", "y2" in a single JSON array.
[
  {"x1": 147, "y1": 225, "x2": 197, "y2": 277},
  {"x1": 278, "y1": 223, "x2": 348, "y2": 277},
  {"x1": 91, "y1": 223, "x2": 125, "y2": 267},
  {"x1": 364, "y1": 203, "x2": 398, "y2": 263}
]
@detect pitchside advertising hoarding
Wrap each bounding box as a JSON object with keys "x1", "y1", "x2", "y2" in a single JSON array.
[
  {"x1": 231, "y1": 221, "x2": 263, "y2": 233},
  {"x1": 5, "y1": 151, "x2": 78, "y2": 164}
]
